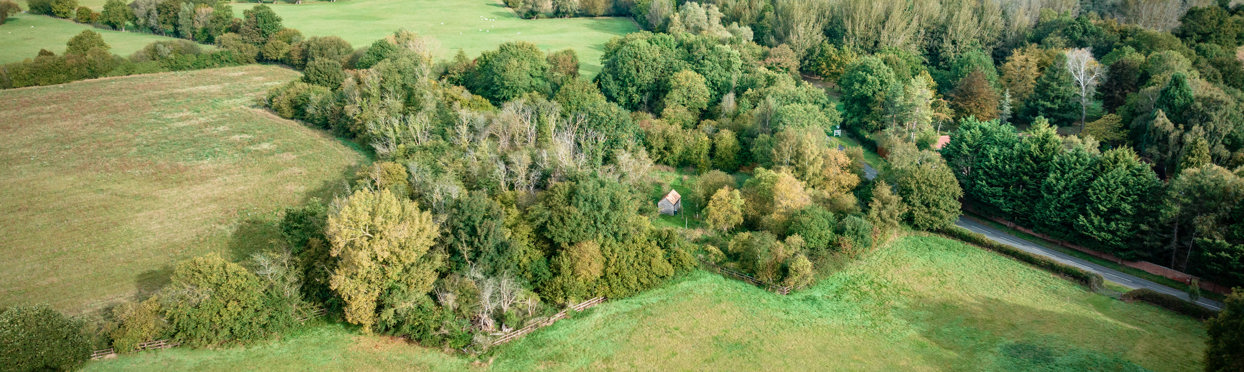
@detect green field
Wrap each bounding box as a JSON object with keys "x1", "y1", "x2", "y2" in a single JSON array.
[
  {"x1": 231, "y1": 0, "x2": 639, "y2": 75},
  {"x1": 0, "y1": 65, "x2": 364, "y2": 315},
  {"x1": 0, "y1": 14, "x2": 194, "y2": 64},
  {"x1": 87, "y1": 235, "x2": 1206, "y2": 371}
]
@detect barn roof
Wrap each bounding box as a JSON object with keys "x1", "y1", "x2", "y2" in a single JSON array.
[{"x1": 661, "y1": 189, "x2": 681, "y2": 205}]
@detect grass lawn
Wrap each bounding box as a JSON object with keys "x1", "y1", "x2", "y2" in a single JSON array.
[
  {"x1": 89, "y1": 235, "x2": 1206, "y2": 371},
  {"x1": 0, "y1": 65, "x2": 365, "y2": 315},
  {"x1": 230, "y1": 0, "x2": 638, "y2": 76},
  {"x1": 650, "y1": 168, "x2": 702, "y2": 229},
  {"x1": 0, "y1": 14, "x2": 194, "y2": 64}
]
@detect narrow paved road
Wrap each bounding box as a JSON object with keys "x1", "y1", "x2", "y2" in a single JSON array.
[{"x1": 955, "y1": 217, "x2": 1224, "y2": 311}]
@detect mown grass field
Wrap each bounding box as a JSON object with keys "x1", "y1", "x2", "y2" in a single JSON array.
[
  {"x1": 231, "y1": 0, "x2": 638, "y2": 76},
  {"x1": 88, "y1": 235, "x2": 1206, "y2": 371},
  {"x1": 0, "y1": 14, "x2": 192, "y2": 64},
  {"x1": 0, "y1": 65, "x2": 365, "y2": 315}
]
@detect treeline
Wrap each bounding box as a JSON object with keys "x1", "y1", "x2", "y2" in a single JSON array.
[
  {"x1": 946, "y1": 118, "x2": 1244, "y2": 289},
  {"x1": 776, "y1": 0, "x2": 1244, "y2": 287},
  {"x1": 0, "y1": 4, "x2": 314, "y2": 89}
]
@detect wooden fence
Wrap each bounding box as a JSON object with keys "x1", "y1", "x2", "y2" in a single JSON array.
[
  {"x1": 488, "y1": 297, "x2": 606, "y2": 348},
  {"x1": 699, "y1": 259, "x2": 796, "y2": 295},
  {"x1": 90, "y1": 339, "x2": 181, "y2": 360}
]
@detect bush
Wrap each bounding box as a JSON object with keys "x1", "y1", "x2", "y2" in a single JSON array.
[
  {"x1": 159, "y1": 253, "x2": 295, "y2": 347},
  {"x1": 27, "y1": 0, "x2": 53, "y2": 15},
  {"x1": 939, "y1": 226, "x2": 1104, "y2": 291},
  {"x1": 1120, "y1": 288, "x2": 1217, "y2": 320},
  {"x1": 108, "y1": 299, "x2": 166, "y2": 353},
  {"x1": 217, "y1": 33, "x2": 259, "y2": 64},
  {"x1": 267, "y1": 81, "x2": 334, "y2": 127},
  {"x1": 302, "y1": 58, "x2": 345, "y2": 88},
  {"x1": 50, "y1": 0, "x2": 76, "y2": 18},
  {"x1": 73, "y1": 6, "x2": 92, "y2": 23},
  {"x1": 301, "y1": 36, "x2": 353, "y2": 67},
  {"x1": 0, "y1": 304, "x2": 92, "y2": 371},
  {"x1": 130, "y1": 40, "x2": 202, "y2": 63}
]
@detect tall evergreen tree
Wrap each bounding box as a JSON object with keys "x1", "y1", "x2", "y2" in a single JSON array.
[
  {"x1": 1021, "y1": 54, "x2": 1079, "y2": 126},
  {"x1": 1033, "y1": 140, "x2": 1098, "y2": 237},
  {"x1": 1075, "y1": 148, "x2": 1161, "y2": 257}
]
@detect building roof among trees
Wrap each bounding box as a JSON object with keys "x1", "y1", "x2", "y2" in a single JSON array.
[{"x1": 660, "y1": 190, "x2": 681, "y2": 205}]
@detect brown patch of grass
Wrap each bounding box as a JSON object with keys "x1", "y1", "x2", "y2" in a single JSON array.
[{"x1": 0, "y1": 65, "x2": 364, "y2": 315}]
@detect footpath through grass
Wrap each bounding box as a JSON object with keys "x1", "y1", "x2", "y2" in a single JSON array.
[
  {"x1": 231, "y1": 0, "x2": 638, "y2": 76},
  {"x1": 89, "y1": 235, "x2": 1206, "y2": 371},
  {"x1": 0, "y1": 65, "x2": 364, "y2": 314},
  {"x1": 0, "y1": 14, "x2": 194, "y2": 64}
]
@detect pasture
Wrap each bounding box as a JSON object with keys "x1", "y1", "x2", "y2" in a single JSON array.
[
  {"x1": 0, "y1": 14, "x2": 191, "y2": 64},
  {"x1": 232, "y1": 0, "x2": 639, "y2": 75},
  {"x1": 0, "y1": 65, "x2": 365, "y2": 315},
  {"x1": 87, "y1": 235, "x2": 1206, "y2": 371}
]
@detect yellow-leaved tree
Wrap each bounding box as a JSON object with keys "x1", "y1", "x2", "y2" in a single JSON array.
[{"x1": 325, "y1": 188, "x2": 441, "y2": 332}]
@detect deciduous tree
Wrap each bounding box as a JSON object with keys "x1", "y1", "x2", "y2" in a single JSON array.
[
  {"x1": 1064, "y1": 48, "x2": 1104, "y2": 131},
  {"x1": 950, "y1": 69, "x2": 999, "y2": 120},
  {"x1": 886, "y1": 147, "x2": 962, "y2": 230},
  {"x1": 326, "y1": 189, "x2": 441, "y2": 332},
  {"x1": 1205, "y1": 289, "x2": 1244, "y2": 372},
  {"x1": 705, "y1": 187, "x2": 744, "y2": 232},
  {"x1": 0, "y1": 305, "x2": 90, "y2": 371}
]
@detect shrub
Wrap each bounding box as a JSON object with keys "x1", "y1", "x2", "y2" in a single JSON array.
[
  {"x1": 301, "y1": 36, "x2": 353, "y2": 67},
  {"x1": 217, "y1": 33, "x2": 258, "y2": 64},
  {"x1": 27, "y1": 0, "x2": 53, "y2": 15},
  {"x1": 108, "y1": 299, "x2": 166, "y2": 353},
  {"x1": 50, "y1": 0, "x2": 76, "y2": 18},
  {"x1": 1120, "y1": 288, "x2": 1217, "y2": 320},
  {"x1": 267, "y1": 81, "x2": 334, "y2": 127},
  {"x1": 65, "y1": 30, "x2": 109, "y2": 56},
  {"x1": 159, "y1": 253, "x2": 295, "y2": 347},
  {"x1": 302, "y1": 58, "x2": 345, "y2": 88},
  {"x1": 130, "y1": 40, "x2": 202, "y2": 63},
  {"x1": 939, "y1": 226, "x2": 1104, "y2": 291},
  {"x1": 0, "y1": 304, "x2": 92, "y2": 371},
  {"x1": 261, "y1": 39, "x2": 291, "y2": 63},
  {"x1": 73, "y1": 6, "x2": 92, "y2": 23}
]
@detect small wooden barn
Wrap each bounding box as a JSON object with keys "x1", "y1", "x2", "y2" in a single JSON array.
[{"x1": 658, "y1": 190, "x2": 682, "y2": 216}]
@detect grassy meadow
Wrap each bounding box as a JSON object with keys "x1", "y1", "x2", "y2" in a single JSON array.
[
  {"x1": 0, "y1": 65, "x2": 365, "y2": 315},
  {"x1": 231, "y1": 0, "x2": 639, "y2": 75},
  {"x1": 0, "y1": 14, "x2": 194, "y2": 64},
  {"x1": 87, "y1": 235, "x2": 1206, "y2": 371}
]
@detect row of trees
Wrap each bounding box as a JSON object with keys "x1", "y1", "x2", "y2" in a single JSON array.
[
  {"x1": 943, "y1": 118, "x2": 1244, "y2": 288},
  {"x1": 0, "y1": 4, "x2": 309, "y2": 89}
]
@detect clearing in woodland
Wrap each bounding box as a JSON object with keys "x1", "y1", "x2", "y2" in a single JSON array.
[
  {"x1": 232, "y1": 0, "x2": 639, "y2": 76},
  {"x1": 0, "y1": 65, "x2": 365, "y2": 314},
  {"x1": 86, "y1": 235, "x2": 1206, "y2": 371}
]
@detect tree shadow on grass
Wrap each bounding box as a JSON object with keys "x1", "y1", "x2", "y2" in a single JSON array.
[
  {"x1": 135, "y1": 266, "x2": 172, "y2": 300},
  {"x1": 228, "y1": 218, "x2": 285, "y2": 261},
  {"x1": 906, "y1": 294, "x2": 1158, "y2": 371}
]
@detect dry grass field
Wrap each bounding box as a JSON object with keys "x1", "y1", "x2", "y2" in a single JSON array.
[{"x1": 0, "y1": 65, "x2": 365, "y2": 315}]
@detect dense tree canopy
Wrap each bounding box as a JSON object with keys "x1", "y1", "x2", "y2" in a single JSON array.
[{"x1": 326, "y1": 188, "x2": 441, "y2": 332}]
